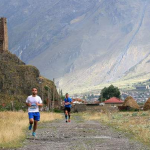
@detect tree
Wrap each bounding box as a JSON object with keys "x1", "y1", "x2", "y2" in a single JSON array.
[
  {"x1": 59, "y1": 89, "x2": 65, "y2": 100},
  {"x1": 60, "y1": 89, "x2": 63, "y2": 97},
  {"x1": 91, "y1": 94, "x2": 94, "y2": 98},
  {"x1": 82, "y1": 95, "x2": 86, "y2": 99},
  {"x1": 99, "y1": 85, "x2": 121, "y2": 102}
]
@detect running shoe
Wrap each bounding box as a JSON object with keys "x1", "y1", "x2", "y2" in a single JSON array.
[
  {"x1": 68, "y1": 120, "x2": 70, "y2": 122},
  {"x1": 29, "y1": 124, "x2": 32, "y2": 130},
  {"x1": 32, "y1": 132, "x2": 36, "y2": 137},
  {"x1": 66, "y1": 120, "x2": 68, "y2": 123}
]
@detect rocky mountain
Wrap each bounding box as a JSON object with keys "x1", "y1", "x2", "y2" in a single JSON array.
[
  {"x1": 0, "y1": 0, "x2": 150, "y2": 94},
  {"x1": 0, "y1": 50, "x2": 59, "y2": 108}
]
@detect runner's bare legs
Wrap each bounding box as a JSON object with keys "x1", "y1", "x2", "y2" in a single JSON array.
[
  {"x1": 68, "y1": 112, "x2": 71, "y2": 122},
  {"x1": 33, "y1": 120, "x2": 38, "y2": 132},
  {"x1": 29, "y1": 119, "x2": 34, "y2": 125},
  {"x1": 65, "y1": 110, "x2": 68, "y2": 122},
  {"x1": 26, "y1": 88, "x2": 43, "y2": 136}
]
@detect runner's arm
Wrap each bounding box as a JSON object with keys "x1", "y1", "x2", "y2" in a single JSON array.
[
  {"x1": 36, "y1": 103, "x2": 43, "y2": 107},
  {"x1": 37, "y1": 97, "x2": 43, "y2": 107},
  {"x1": 70, "y1": 99, "x2": 73, "y2": 104},
  {"x1": 26, "y1": 103, "x2": 31, "y2": 107},
  {"x1": 26, "y1": 97, "x2": 31, "y2": 107},
  {"x1": 65, "y1": 102, "x2": 70, "y2": 105},
  {"x1": 65, "y1": 99, "x2": 73, "y2": 105},
  {"x1": 64, "y1": 99, "x2": 69, "y2": 106}
]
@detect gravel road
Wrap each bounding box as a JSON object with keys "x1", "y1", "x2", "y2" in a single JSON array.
[{"x1": 18, "y1": 114, "x2": 149, "y2": 150}]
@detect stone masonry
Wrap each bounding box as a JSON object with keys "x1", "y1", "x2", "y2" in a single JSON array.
[{"x1": 0, "y1": 17, "x2": 8, "y2": 51}]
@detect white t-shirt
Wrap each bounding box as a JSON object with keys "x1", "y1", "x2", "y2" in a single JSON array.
[{"x1": 26, "y1": 95, "x2": 42, "y2": 112}]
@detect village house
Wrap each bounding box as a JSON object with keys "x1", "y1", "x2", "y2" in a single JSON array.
[{"x1": 104, "y1": 97, "x2": 124, "y2": 107}]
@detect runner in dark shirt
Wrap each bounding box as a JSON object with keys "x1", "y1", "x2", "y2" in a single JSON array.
[{"x1": 64, "y1": 93, "x2": 72, "y2": 123}]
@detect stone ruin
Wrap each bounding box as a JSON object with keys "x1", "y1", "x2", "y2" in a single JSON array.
[{"x1": 0, "y1": 17, "x2": 8, "y2": 51}]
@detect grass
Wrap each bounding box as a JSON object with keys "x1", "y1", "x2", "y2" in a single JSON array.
[
  {"x1": 83, "y1": 111, "x2": 150, "y2": 145},
  {"x1": 0, "y1": 111, "x2": 62, "y2": 148}
]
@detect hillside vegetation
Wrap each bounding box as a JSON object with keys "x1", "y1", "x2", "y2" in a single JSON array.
[{"x1": 0, "y1": 51, "x2": 59, "y2": 109}]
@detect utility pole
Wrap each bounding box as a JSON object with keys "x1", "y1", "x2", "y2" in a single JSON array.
[
  {"x1": 45, "y1": 85, "x2": 51, "y2": 111},
  {"x1": 38, "y1": 78, "x2": 44, "y2": 100},
  {"x1": 101, "y1": 91, "x2": 103, "y2": 103},
  {"x1": 58, "y1": 89, "x2": 61, "y2": 109},
  {"x1": 41, "y1": 81, "x2": 44, "y2": 101},
  {"x1": 47, "y1": 87, "x2": 50, "y2": 111},
  {"x1": 52, "y1": 78, "x2": 55, "y2": 111},
  {"x1": 48, "y1": 87, "x2": 51, "y2": 111}
]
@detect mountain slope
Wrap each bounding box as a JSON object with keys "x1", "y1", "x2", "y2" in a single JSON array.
[
  {"x1": 0, "y1": 0, "x2": 150, "y2": 93},
  {"x1": 123, "y1": 53, "x2": 150, "y2": 81}
]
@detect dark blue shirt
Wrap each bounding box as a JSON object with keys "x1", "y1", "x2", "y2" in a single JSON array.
[{"x1": 64, "y1": 97, "x2": 72, "y2": 108}]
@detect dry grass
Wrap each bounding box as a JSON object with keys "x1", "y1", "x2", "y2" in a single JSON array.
[
  {"x1": 83, "y1": 111, "x2": 150, "y2": 145},
  {"x1": 123, "y1": 96, "x2": 140, "y2": 109},
  {"x1": 0, "y1": 111, "x2": 62, "y2": 148},
  {"x1": 144, "y1": 98, "x2": 150, "y2": 110}
]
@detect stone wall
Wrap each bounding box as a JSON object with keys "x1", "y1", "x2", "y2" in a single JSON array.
[
  {"x1": 86, "y1": 105, "x2": 119, "y2": 112},
  {"x1": 61, "y1": 104, "x2": 119, "y2": 113},
  {"x1": 86, "y1": 105, "x2": 102, "y2": 112},
  {"x1": 105, "y1": 103, "x2": 123, "y2": 107},
  {"x1": 72, "y1": 104, "x2": 87, "y2": 112}
]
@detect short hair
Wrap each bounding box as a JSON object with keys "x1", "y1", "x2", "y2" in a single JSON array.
[
  {"x1": 32, "y1": 87, "x2": 38, "y2": 90},
  {"x1": 66, "y1": 93, "x2": 69, "y2": 95}
]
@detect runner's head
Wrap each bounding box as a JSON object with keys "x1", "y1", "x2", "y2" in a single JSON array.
[
  {"x1": 32, "y1": 88, "x2": 38, "y2": 96},
  {"x1": 66, "y1": 93, "x2": 69, "y2": 98}
]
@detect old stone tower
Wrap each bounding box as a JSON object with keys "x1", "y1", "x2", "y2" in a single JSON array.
[{"x1": 0, "y1": 17, "x2": 8, "y2": 51}]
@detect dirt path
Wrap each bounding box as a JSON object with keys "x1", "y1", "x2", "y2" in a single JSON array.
[{"x1": 18, "y1": 114, "x2": 149, "y2": 150}]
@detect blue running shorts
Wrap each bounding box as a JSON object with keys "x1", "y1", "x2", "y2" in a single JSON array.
[{"x1": 28, "y1": 112, "x2": 40, "y2": 121}]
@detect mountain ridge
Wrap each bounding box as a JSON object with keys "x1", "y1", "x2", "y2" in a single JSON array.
[{"x1": 0, "y1": 0, "x2": 150, "y2": 94}]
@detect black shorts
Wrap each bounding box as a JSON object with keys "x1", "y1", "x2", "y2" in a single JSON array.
[{"x1": 64, "y1": 107, "x2": 71, "y2": 113}]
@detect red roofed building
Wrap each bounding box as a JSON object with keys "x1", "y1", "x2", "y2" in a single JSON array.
[{"x1": 104, "y1": 97, "x2": 124, "y2": 107}]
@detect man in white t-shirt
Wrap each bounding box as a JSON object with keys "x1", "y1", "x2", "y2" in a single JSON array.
[{"x1": 26, "y1": 87, "x2": 43, "y2": 137}]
